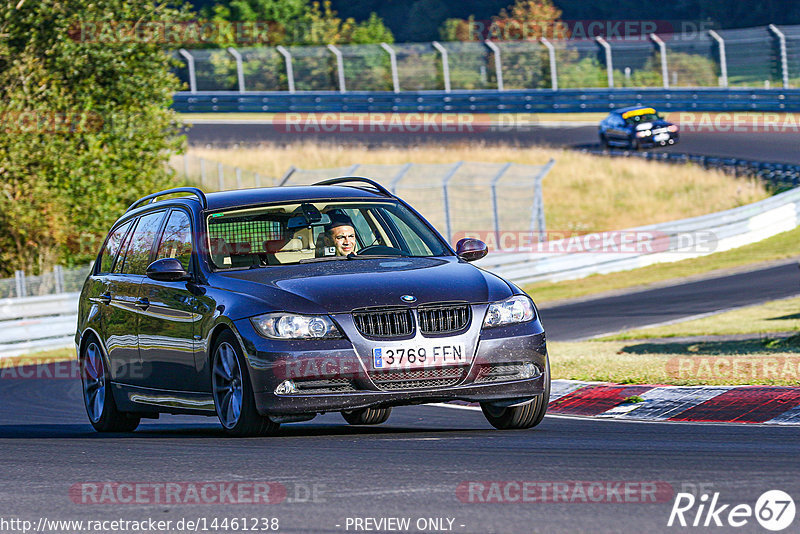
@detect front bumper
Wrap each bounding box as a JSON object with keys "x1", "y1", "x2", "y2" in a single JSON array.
[{"x1": 234, "y1": 317, "x2": 548, "y2": 416}]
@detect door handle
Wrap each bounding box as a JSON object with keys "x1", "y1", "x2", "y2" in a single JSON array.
[
  {"x1": 97, "y1": 292, "x2": 111, "y2": 305},
  {"x1": 135, "y1": 298, "x2": 150, "y2": 310}
]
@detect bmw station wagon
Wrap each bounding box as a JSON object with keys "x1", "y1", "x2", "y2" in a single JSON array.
[
  {"x1": 76, "y1": 178, "x2": 549, "y2": 436},
  {"x1": 599, "y1": 106, "x2": 679, "y2": 150}
]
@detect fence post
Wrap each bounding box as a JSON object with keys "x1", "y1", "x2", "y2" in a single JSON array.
[
  {"x1": 389, "y1": 163, "x2": 412, "y2": 194},
  {"x1": 255, "y1": 172, "x2": 262, "y2": 187},
  {"x1": 649, "y1": 33, "x2": 669, "y2": 88},
  {"x1": 380, "y1": 43, "x2": 400, "y2": 93},
  {"x1": 432, "y1": 41, "x2": 451, "y2": 93},
  {"x1": 235, "y1": 167, "x2": 243, "y2": 189},
  {"x1": 708, "y1": 30, "x2": 728, "y2": 88},
  {"x1": 218, "y1": 162, "x2": 225, "y2": 191},
  {"x1": 327, "y1": 44, "x2": 346, "y2": 93},
  {"x1": 276, "y1": 46, "x2": 296, "y2": 93},
  {"x1": 595, "y1": 36, "x2": 614, "y2": 88},
  {"x1": 346, "y1": 164, "x2": 360, "y2": 175},
  {"x1": 441, "y1": 161, "x2": 464, "y2": 243},
  {"x1": 278, "y1": 166, "x2": 297, "y2": 186},
  {"x1": 540, "y1": 38, "x2": 558, "y2": 90},
  {"x1": 183, "y1": 153, "x2": 190, "y2": 179},
  {"x1": 490, "y1": 163, "x2": 512, "y2": 248},
  {"x1": 178, "y1": 49, "x2": 197, "y2": 94},
  {"x1": 200, "y1": 157, "x2": 207, "y2": 188},
  {"x1": 54, "y1": 265, "x2": 64, "y2": 294},
  {"x1": 484, "y1": 40, "x2": 504, "y2": 91},
  {"x1": 530, "y1": 159, "x2": 555, "y2": 242},
  {"x1": 769, "y1": 24, "x2": 789, "y2": 89},
  {"x1": 227, "y1": 47, "x2": 246, "y2": 93},
  {"x1": 15, "y1": 270, "x2": 26, "y2": 298}
]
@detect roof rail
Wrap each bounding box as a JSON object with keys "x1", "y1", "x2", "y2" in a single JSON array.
[
  {"x1": 126, "y1": 187, "x2": 208, "y2": 213},
  {"x1": 312, "y1": 176, "x2": 394, "y2": 197}
]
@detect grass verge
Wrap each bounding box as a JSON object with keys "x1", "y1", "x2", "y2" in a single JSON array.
[
  {"x1": 527, "y1": 226, "x2": 800, "y2": 304},
  {"x1": 550, "y1": 336, "x2": 800, "y2": 386},
  {"x1": 0, "y1": 347, "x2": 74, "y2": 368}
]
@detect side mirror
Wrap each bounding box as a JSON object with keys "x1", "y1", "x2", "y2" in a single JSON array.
[
  {"x1": 455, "y1": 238, "x2": 488, "y2": 262},
  {"x1": 146, "y1": 258, "x2": 190, "y2": 282}
]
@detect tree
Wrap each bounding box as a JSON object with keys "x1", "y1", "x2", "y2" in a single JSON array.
[{"x1": 0, "y1": 0, "x2": 188, "y2": 275}]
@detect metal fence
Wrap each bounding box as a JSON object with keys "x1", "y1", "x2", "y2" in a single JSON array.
[
  {"x1": 0, "y1": 265, "x2": 92, "y2": 299},
  {"x1": 173, "y1": 24, "x2": 800, "y2": 94},
  {"x1": 172, "y1": 154, "x2": 554, "y2": 245}
]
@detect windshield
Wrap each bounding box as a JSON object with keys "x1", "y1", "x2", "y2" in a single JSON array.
[{"x1": 206, "y1": 200, "x2": 450, "y2": 269}]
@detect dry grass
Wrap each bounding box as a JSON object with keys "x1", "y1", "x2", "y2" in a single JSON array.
[{"x1": 188, "y1": 144, "x2": 768, "y2": 232}]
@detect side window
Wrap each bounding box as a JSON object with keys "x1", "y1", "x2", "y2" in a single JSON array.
[
  {"x1": 120, "y1": 211, "x2": 166, "y2": 275},
  {"x1": 155, "y1": 210, "x2": 193, "y2": 271},
  {"x1": 98, "y1": 221, "x2": 132, "y2": 274}
]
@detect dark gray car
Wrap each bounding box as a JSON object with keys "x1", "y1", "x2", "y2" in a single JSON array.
[{"x1": 76, "y1": 178, "x2": 549, "y2": 436}]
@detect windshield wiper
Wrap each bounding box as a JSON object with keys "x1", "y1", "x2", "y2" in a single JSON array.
[{"x1": 298, "y1": 255, "x2": 352, "y2": 263}]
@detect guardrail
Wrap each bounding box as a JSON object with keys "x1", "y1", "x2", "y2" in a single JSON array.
[
  {"x1": 477, "y1": 184, "x2": 800, "y2": 285},
  {"x1": 0, "y1": 292, "x2": 78, "y2": 358},
  {"x1": 173, "y1": 88, "x2": 800, "y2": 113}
]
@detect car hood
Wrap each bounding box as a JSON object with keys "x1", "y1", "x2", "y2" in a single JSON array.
[{"x1": 212, "y1": 257, "x2": 513, "y2": 314}]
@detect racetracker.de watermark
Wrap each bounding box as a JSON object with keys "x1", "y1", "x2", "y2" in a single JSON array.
[
  {"x1": 272, "y1": 113, "x2": 500, "y2": 134},
  {"x1": 456, "y1": 481, "x2": 674, "y2": 503},
  {"x1": 69, "y1": 481, "x2": 326, "y2": 505},
  {"x1": 460, "y1": 19, "x2": 713, "y2": 41},
  {"x1": 69, "y1": 20, "x2": 274, "y2": 45},
  {"x1": 454, "y1": 230, "x2": 718, "y2": 254},
  {"x1": 674, "y1": 112, "x2": 800, "y2": 134},
  {"x1": 667, "y1": 356, "x2": 800, "y2": 382}
]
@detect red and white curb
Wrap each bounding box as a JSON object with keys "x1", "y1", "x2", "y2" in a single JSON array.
[{"x1": 547, "y1": 380, "x2": 800, "y2": 424}]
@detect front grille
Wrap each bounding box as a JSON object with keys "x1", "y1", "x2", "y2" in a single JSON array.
[
  {"x1": 370, "y1": 366, "x2": 466, "y2": 391},
  {"x1": 352, "y1": 307, "x2": 414, "y2": 338},
  {"x1": 418, "y1": 303, "x2": 471, "y2": 335}
]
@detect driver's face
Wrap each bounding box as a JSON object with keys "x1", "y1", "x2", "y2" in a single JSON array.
[{"x1": 331, "y1": 225, "x2": 356, "y2": 255}]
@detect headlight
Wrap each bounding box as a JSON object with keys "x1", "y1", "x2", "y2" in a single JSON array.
[
  {"x1": 636, "y1": 130, "x2": 651, "y2": 138},
  {"x1": 667, "y1": 125, "x2": 679, "y2": 132},
  {"x1": 483, "y1": 295, "x2": 536, "y2": 328},
  {"x1": 251, "y1": 313, "x2": 342, "y2": 339}
]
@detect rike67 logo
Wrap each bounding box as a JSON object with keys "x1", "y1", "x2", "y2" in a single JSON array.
[{"x1": 668, "y1": 490, "x2": 796, "y2": 531}]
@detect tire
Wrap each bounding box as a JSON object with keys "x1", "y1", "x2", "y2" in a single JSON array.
[
  {"x1": 211, "y1": 330, "x2": 279, "y2": 437},
  {"x1": 480, "y1": 358, "x2": 550, "y2": 430},
  {"x1": 628, "y1": 137, "x2": 640, "y2": 151},
  {"x1": 599, "y1": 133, "x2": 609, "y2": 148},
  {"x1": 81, "y1": 336, "x2": 140, "y2": 432},
  {"x1": 342, "y1": 407, "x2": 392, "y2": 425}
]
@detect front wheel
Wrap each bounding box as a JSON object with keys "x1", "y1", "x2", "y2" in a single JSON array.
[
  {"x1": 342, "y1": 407, "x2": 392, "y2": 425},
  {"x1": 81, "y1": 337, "x2": 140, "y2": 432},
  {"x1": 480, "y1": 360, "x2": 550, "y2": 430},
  {"x1": 212, "y1": 331, "x2": 279, "y2": 437}
]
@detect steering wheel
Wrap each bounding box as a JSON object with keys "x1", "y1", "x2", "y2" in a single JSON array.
[{"x1": 358, "y1": 244, "x2": 407, "y2": 256}]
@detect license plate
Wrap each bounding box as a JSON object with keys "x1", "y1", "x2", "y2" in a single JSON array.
[
  {"x1": 654, "y1": 133, "x2": 670, "y2": 142},
  {"x1": 372, "y1": 343, "x2": 466, "y2": 370}
]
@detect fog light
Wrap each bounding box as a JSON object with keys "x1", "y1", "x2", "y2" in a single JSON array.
[
  {"x1": 521, "y1": 362, "x2": 539, "y2": 379},
  {"x1": 274, "y1": 380, "x2": 297, "y2": 395}
]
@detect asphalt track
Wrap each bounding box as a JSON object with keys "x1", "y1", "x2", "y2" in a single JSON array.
[
  {"x1": 2, "y1": 122, "x2": 797, "y2": 534},
  {"x1": 183, "y1": 121, "x2": 800, "y2": 165},
  {"x1": 2, "y1": 375, "x2": 800, "y2": 533},
  {"x1": 540, "y1": 260, "x2": 800, "y2": 341}
]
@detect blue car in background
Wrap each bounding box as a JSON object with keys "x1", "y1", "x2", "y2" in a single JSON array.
[{"x1": 599, "y1": 106, "x2": 679, "y2": 150}]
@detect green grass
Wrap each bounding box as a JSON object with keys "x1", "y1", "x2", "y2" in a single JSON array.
[
  {"x1": 550, "y1": 336, "x2": 800, "y2": 386},
  {"x1": 0, "y1": 347, "x2": 74, "y2": 368},
  {"x1": 526, "y1": 226, "x2": 800, "y2": 304}
]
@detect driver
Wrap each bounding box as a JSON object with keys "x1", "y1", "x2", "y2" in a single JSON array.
[{"x1": 325, "y1": 213, "x2": 357, "y2": 256}]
